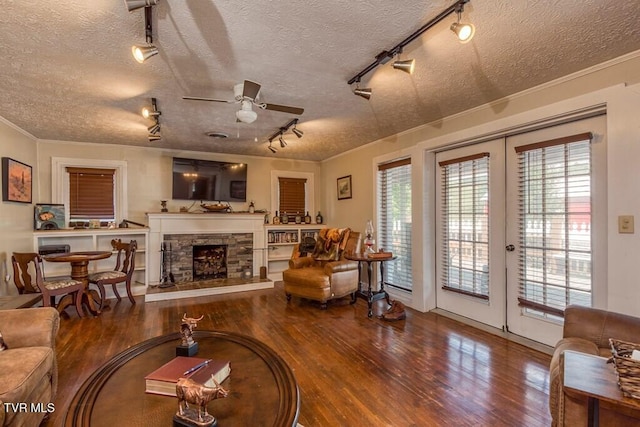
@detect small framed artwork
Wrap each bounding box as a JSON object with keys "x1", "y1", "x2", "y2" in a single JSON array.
[
  {"x1": 337, "y1": 175, "x2": 352, "y2": 200},
  {"x1": 2, "y1": 157, "x2": 32, "y2": 203},
  {"x1": 34, "y1": 204, "x2": 66, "y2": 230}
]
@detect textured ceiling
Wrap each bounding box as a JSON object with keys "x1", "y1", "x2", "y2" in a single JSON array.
[{"x1": 2, "y1": 0, "x2": 640, "y2": 161}]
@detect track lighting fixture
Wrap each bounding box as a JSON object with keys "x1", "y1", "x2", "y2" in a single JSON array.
[
  {"x1": 132, "y1": 45, "x2": 159, "y2": 63},
  {"x1": 347, "y1": 0, "x2": 474, "y2": 88},
  {"x1": 393, "y1": 58, "x2": 415, "y2": 74},
  {"x1": 292, "y1": 127, "x2": 304, "y2": 138},
  {"x1": 147, "y1": 122, "x2": 161, "y2": 135},
  {"x1": 124, "y1": 0, "x2": 159, "y2": 12},
  {"x1": 141, "y1": 98, "x2": 161, "y2": 119},
  {"x1": 142, "y1": 98, "x2": 161, "y2": 141},
  {"x1": 267, "y1": 118, "x2": 302, "y2": 152},
  {"x1": 450, "y1": 2, "x2": 475, "y2": 43},
  {"x1": 353, "y1": 86, "x2": 372, "y2": 100},
  {"x1": 128, "y1": 1, "x2": 159, "y2": 63},
  {"x1": 268, "y1": 144, "x2": 277, "y2": 153}
]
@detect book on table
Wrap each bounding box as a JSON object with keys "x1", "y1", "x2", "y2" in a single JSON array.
[{"x1": 145, "y1": 356, "x2": 231, "y2": 397}]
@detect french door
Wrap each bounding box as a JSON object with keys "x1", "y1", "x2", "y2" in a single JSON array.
[{"x1": 436, "y1": 114, "x2": 606, "y2": 345}]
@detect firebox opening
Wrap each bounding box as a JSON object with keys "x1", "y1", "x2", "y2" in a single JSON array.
[{"x1": 193, "y1": 244, "x2": 228, "y2": 280}]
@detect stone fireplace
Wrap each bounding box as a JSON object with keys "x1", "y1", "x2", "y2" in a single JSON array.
[
  {"x1": 163, "y1": 232, "x2": 252, "y2": 283},
  {"x1": 146, "y1": 213, "x2": 270, "y2": 302}
]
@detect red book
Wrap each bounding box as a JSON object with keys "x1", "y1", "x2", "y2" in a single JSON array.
[{"x1": 145, "y1": 356, "x2": 231, "y2": 397}]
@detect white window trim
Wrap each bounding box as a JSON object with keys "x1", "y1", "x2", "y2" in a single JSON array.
[
  {"x1": 270, "y1": 170, "x2": 314, "y2": 218},
  {"x1": 51, "y1": 157, "x2": 128, "y2": 225}
]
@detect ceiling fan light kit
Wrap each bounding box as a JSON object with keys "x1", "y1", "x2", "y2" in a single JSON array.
[
  {"x1": 184, "y1": 80, "x2": 304, "y2": 125},
  {"x1": 348, "y1": 0, "x2": 474, "y2": 99}
]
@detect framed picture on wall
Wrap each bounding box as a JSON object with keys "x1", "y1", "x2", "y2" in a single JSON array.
[
  {"x1": 34, "y1": 204, "x2": 66, "y2": 230},
  {"x1": 337, "y1": 175, "x2": 352, "y2": 200},
  {"x1": 2, "y1": 157, "x2": 32, "y2": 203}
]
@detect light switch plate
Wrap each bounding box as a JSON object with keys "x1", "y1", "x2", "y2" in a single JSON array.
[{"x1": 618, "y1": 215, "x2": 634, "y2": 234}]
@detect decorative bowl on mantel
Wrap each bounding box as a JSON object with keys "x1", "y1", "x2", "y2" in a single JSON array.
[{"x1": 201, "y1": 203, "x2": 230, "y2": 212}]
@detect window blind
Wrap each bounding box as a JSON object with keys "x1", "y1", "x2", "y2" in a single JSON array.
[
  {"x1": 516, "y1": 133, "x2": 593, "y2": 316},
  {"x1": 67, "y1": 167, "x2": 115, "y2": 219},
  {"x1": 377, "y1": 158, "x2": 412, "y2": 291},
  {"x1": 278, "y1": 177, "x2": 306, "y2": 220},
  {"x1": 439, "y1": 153, "x2": 490, "y2": 300}
]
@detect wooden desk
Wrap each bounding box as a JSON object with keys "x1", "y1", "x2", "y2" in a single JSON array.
[
  {"x1": 65, "y1": 330, "x2": 300, "y2": 427},
  {"x1": 345, "y1": 253, "x2": 395, "y2": 317},
  {"x1": 43, "y1": 251, "x2": 112, "y2": 316},
  {"x1": 563, "y1": 350, "x2": 640, "y2": 427},
  {"x1": 0, "y1": 294, "x2": 42, "y2": 310}
]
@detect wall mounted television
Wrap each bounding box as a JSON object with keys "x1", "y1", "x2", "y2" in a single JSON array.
[{"x1": 172, "y1": 157, "x2": 247, "y2": 202}]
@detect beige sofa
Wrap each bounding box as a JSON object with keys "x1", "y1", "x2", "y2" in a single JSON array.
[
  {"x1": 550, "y1": 305, "x2": 640, "y2": 426},
  {"x1": 0, "y1": 307, "x2": 59, "y2": 427}
]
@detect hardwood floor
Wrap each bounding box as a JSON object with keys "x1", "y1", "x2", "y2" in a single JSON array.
[{"x1": 46, "y1": 283, "x2": 552, "y2": 426}]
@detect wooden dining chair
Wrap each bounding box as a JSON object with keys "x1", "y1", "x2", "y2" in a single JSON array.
[
  {"x1": 11, "y1": 252, "x2": 84, "y2": 317},
  {"x1": 89, "y1": 239, "x2": 137, "y2": 306}
]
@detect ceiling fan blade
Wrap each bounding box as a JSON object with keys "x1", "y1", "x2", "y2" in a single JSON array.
[
  {"x1": 263, "y1": 103, "x2": 304, "y2": 115},
  {"x1": 242, "y1": 80, "x2": 262, "y2": 100},
  {"x1": 182, "y1": 96, "x2": 235, "y2": 103}
]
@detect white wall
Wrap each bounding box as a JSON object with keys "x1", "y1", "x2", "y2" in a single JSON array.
[
  {"x1": 323, "y1": 51, "x2": 640, "y2": 317},
  {"x1": 0, "y1": 118, "x2": 37, "y2": 295}
]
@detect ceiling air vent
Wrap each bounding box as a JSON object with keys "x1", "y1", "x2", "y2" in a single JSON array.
[{"x1": 206, "y1": 132, "x2": 229, "y2": 139}]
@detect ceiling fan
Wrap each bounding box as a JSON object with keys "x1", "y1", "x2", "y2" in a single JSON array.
[{"x1": 183, "y1": 80, "x2": 304, "y2": 124}]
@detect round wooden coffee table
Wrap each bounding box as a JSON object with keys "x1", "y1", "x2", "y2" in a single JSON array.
[{"x1": 64, "y1": 331, "x2": 299, "y2": 427}]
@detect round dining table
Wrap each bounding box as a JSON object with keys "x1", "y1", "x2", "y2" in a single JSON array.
[{"x1": 43, "y1": 251, "x2": 112, "y2": 316}]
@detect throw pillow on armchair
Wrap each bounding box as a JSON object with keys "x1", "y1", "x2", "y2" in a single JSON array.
[{"x1": 312, "y1": 228, "x2": 350, "y2": 261}]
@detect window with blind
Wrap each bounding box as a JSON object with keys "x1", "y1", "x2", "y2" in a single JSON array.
[
  {"x1": 516, "y1": 133, "x2": 593, "y2": 317},
  {"x1": 439, "y1": 153, "x2": 490, "y2": 300},
  {"x1": 377, "y1": 158, "x2": 412, "y2": 291},
  {"x1": 67, "y1": 167, "x2": 116, "y2": 220},
  {"x1": 278, "y1": 177, "x2": 306, "y2": 221}
]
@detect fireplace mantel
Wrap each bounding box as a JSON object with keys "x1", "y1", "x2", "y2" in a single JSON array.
[{"x1": 146, "y1": 212, "x2": 267, "y2": 288}]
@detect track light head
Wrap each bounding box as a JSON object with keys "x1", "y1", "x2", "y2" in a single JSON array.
[
  {"x1": 142, "y1": 98, "x2": 161, "y2": 119},
  {"x1": 292, "y1": 127, "x2": 303, "y2": 138},
  {"x1": 148, "y1": 134, "x2": 161, "y2": 142},
  {"x1": 393, "y1": 58, "x2": 415, "y2": 74},
  {"x1": 132, "y1": 45, "x2": 159, "y2": 63},
  {"x1": 353, "y1": 87, "x2": 372, "y2": 100},
  {"x1": 147, "y1": 122, "x2": 161, "y2": 134},
  {"x1": 268, "y1": 145, "x2": 277, "y2": 153},
  {"x1": 279, "y1": 136, "x2": 287, "y2": 148},
  {"x1": 451, "y1": 3, "x2": 475, "y2": 43},
  {"x1": 124, "y1": 0, "x2": 159, "y2": 12},
  {"x1": 451, "y1": 22, "x2": 475, "y2": 43}
]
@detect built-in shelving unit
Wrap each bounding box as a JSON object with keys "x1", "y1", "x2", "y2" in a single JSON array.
[
  {"x1": 265, "y1": 224, "x2": 322, "y2": 280},
  {"x1": 32, "y1": 228, "x2": 150, "y2": 297}
]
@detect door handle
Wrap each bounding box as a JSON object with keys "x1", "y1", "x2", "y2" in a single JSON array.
[{"x1": 505, "y1": 244, "x2": 515, "y2": 252}]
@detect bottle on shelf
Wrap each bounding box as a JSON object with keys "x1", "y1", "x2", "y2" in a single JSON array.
[
  {"x1": 281, "y1": 211, "x2": 289, "y2": 224},
  {"x1": 273, "y1": 211, "x2": 281, "y2": 225},
  {"x1": 295, "y1": 212, "x2": 302, "y2": 224},
  {"x1": 315, "y1": 211, "x2": 323, "y2": 224},
  {"x1": 304, "y1": 211, "x2": 312, "y2": 224},
  {"x1": 248, "y1": 200, "x2": 255, "y2": 213}
]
